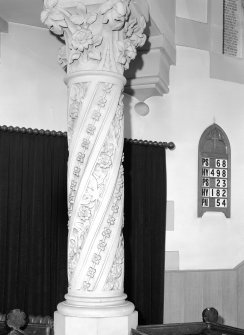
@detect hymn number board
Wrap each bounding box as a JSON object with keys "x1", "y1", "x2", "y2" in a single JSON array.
[
  {"x1": 198, "y1": 124, "x2": 231, "y2": 218},
  {"x1": 201, "y1": 157, "x2": 228, "y2": 208}
]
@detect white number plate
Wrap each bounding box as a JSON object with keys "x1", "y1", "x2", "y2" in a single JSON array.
[
  {"x1": 215, "y1": 159, "x2": 227, "y2": 168},
  {"x1": 215, "y1": 199, "x2": 228, "y2": 208},
  {"x1": 202, "y1": 168, "x2": 227, "y2": 178},
  {"x1": 210, "y1": 168, "x2": 227, "y2": 178},
  {"x1": 209, "y1": 188, "x2": 227, "y2": 198},
  {"x1": 202, "y1": 188, "x2": 227, "y2": 198},
  {"x1": 215, "y1": 178, "x2": 227, "y2": 188}
]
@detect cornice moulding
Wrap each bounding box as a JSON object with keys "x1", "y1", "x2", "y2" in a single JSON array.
[
  {"x1": 124, "y1": 34, "x2": 176, "y2": 101},
  {"x1": 147, "y1": 34, "x2": 176, "y2": 65},
  {"x1": 125, "y1": 75, "x2": 168, "y2": 101}
]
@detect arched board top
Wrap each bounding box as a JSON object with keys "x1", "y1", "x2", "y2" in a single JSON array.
[
  {"x1": 199, "y1": 124, "x2": 230, "y2": 156},
  {"x1": 198, "y1": 124, "x2": 231, "y2": 218}
]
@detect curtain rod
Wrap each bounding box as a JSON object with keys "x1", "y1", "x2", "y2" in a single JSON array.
[
  {"x1": 124, "y1": 138, "x2": 175, "y2": 150},
  {"x1": 0, "y1": 125, "x2": 175, "y2": 150},
  {"x1": 0, "y1": 125, "x2": 66, "y2": 137}
]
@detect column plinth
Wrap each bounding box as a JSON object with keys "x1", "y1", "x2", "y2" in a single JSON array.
[
  {"x1": 58, "y1": 293, "x2": 134, "y2": 317},
  {"x1": 41, "y1": 1, "x2": 148, "y2": 333}
]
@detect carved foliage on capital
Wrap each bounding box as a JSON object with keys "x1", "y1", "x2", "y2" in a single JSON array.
[
  {"x1": 117, "y1": 16, "x2": 146, "y2": 70},
  {"x1": 41, "y1": 0, "x2": 147, "y2": 73}
]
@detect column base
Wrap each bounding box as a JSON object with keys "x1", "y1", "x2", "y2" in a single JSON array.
[
  {"x1": 54, "y1": 310, "x2": 138, "y2": 335},
  {"x1": 57, "y1": 293, "x2": 135, "y2": 317}
]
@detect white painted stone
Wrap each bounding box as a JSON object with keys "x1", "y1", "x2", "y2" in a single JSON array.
[
  {"x1": 54, "y1": 310, "x2": 138, "y2": 335},
  {"x1": 57, "y1": 293, "x2": 135, "y2": 317},
  {"x1": 134, "y1": 102, "x2": 149, "y2": 116},
  {"x1": 125, "y1": 35, "x2": 176, "y2": 101},
  {"x1": 176, "y1": 0, "x2": 208, "y2": 23},
  {"x1": 41, "y1": 1, "x2": 148, "y2": 334}
]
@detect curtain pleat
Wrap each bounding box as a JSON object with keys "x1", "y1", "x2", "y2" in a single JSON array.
[
  {"x1": 124, "y1": 142, "x2": 167, "y2": 325},
  {"x1": 0, "y1": 130, "x2": 68, "y2": 316}
]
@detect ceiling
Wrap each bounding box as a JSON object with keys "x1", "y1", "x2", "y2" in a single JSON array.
[
  {"x1": 0, "y1": 0, "x2": 159, "y2": 33},
  {"x1": 0, "y1": 0, "x2": 45, "y2": 28}
]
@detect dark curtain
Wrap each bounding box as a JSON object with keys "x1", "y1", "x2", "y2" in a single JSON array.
[
  {"x1": 0, "y1": 130, "x2": 68, "y2": 316},
  {"x1": 124, "y1": 141, "x2": 167, "y2": 325},
  {"x1": 0, "y1": 130, "x2": 166, "y2": 323}
]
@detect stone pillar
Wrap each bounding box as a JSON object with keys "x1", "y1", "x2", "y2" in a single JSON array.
[{"x1": 41, "y1": 1, "x2": 148, "y2": 334}]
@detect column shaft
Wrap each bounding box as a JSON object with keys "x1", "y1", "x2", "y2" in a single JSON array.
[{"x1": 41, "y1": 0, "x2": 148, "y2": 332}]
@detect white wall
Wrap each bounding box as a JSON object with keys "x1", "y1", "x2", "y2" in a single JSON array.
[
  {"x1": 0, "y1": 23, "x2": 66, "y2": 131},
  {"x1": 176, "y1": 0, "x2": 208, "y2": 23},
  {"x1": 125, "y1": 45, "x2": 244, "y2": 270}
]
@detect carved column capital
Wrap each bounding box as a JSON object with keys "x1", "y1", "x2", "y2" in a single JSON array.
[
  {"x1": 41, "y1": 2, "x2": 148, "y2": 332},
  {"x1": 41, "y1": 0, "x2": 148, "y2": 75}
]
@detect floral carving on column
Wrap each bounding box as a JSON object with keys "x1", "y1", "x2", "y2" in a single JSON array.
[
  {"x1": 41, "y1": 0, "x2": 146, "y2": 73},
  {"x1": 41, "y1": 0, "x2": 147, "y2": 303}
]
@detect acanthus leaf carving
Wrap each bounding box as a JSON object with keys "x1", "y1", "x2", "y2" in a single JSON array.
[
  {"x1": 117, "y1": 14, "x2": 146, "y2": 69},
  {"x1": 41, "y1": 0, "x2": 147, "y2": 73},
  {"x1": 41, "y1": 0, "x2": 68, "y2": 35},
  {"x1": 58, "y1": 45, "x2": 68, "y2": 70},
  {"x1": 99, "y1": 0, "x2": 130, "y2": 30}
]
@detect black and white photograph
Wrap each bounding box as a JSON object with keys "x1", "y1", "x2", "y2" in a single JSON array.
[{"x1": 0, "y1": 1, "x2": 243, "y2": 334}]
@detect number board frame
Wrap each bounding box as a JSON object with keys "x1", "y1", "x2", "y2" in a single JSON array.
[{"x1": 198, "y1": 124, "x2": 231, "y2": 218}]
